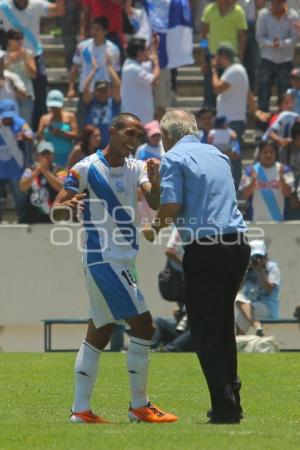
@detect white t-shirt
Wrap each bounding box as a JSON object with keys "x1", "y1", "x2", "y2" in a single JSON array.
[
  {"x1": 0, "y1": 0, "x2": 49, "y2": 55},
  {"x1": 73, "y1": 38, "x2": 121, "y2": 93},
  {"x1": 208, "y1": 128, "x2": 234, "y2": 152},
  {"x1": 64, "y1": 151, "x2": 149, "y2": 266},
  {"x1": 217, "y1": 63, "x2": 249, "y2": 122},
  {"x1": 121, "y1": 58, "x2": 155, "y2": 124}
]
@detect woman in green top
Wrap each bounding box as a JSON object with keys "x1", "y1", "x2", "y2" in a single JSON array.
[{"x1": 37, "y1": 90, "x2": 78, "y2": 168}]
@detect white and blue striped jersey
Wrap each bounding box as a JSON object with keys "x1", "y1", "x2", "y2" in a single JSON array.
[
  {"x1": 0, "y1": 0, "x2": 49, "y2": 56},
  {"x1": 64, "y1": 151, "x2": 149, "y2": 267}
]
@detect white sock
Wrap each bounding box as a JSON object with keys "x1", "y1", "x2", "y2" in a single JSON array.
[
  {"x1": 127, "y1": 337, "x2": 151, "y2": 409},
  {"x1": 72, "y1": 340, "x2": 101, "y2": 413}
]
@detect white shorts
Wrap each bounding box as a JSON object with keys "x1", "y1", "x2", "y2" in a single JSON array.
[{"x1": 84, "y1": 262, "x2": 148, "y2": 328}]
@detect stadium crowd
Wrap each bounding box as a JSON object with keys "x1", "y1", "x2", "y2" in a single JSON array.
[{"x1": 0, "y1": 0, "x2": 300, "y2": 223}]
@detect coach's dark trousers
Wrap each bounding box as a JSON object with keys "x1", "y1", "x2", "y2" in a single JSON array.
[{"x1": 183, "y1": 233, "x2": 250, "y2": 423}]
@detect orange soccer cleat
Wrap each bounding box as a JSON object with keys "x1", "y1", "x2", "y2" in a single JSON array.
[
  {"x1": 69, "y1": 409, "x2": 111, "y2": 424},
  {"x1": 128, "y1": 402, "x2": 178, "y2": 423}
]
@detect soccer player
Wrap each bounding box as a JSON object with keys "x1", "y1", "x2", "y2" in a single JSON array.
[{"x1": 53, "y1": 113, "x2": 177, "y2": 424}]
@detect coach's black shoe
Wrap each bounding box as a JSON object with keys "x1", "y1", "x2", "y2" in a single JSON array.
[
  {"x1": 207, "y1": 416, "x2": 240, "y2": 425},
  {"x1": 207, "y1": 409, "x2": 244, "y2": 420}
]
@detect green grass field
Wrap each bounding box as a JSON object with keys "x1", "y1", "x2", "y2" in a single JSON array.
[{"x1": 0, "y1": 353, "x2": 300, "y2": 450}]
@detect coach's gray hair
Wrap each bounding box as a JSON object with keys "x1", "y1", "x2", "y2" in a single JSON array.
[{"x1": 160, "y1": 110, "x2": 198, "y2": 141}]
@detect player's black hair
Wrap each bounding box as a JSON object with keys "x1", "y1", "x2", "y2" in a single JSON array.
[
  {"x1": 111, "y1": 113, "x2": 141, "y2": 130},
  {"x1": 126, "y1": 38, "x2": 147, "y2": 59},
  {"x1": 92, "y1": 16, "x2": 109, "y2": 31}
]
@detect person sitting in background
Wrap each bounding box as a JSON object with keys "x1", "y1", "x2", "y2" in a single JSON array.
[
  {"x1": 135, "y1": 120, "x2": 164, "y2": 160},
  {"x1": 4, "y1": 29, "x2": 36, "y2": 127},
  {"x1": 82, "y1": 57, "x2": 120, "y2": 148},
  {"x1": 67, "y1": 125, "x2": 101, "y2": 168},
  {"x1": 19, "y1": 140, "x2": 65, "y2": 223},
  {"x1": 236, "y1": 239, "x2": 280, "y2": 337},
  {"x1": 37, "y1": 90, "x2": 78, "y2": 168},
  {"x1": 195, "y1": 107, "x2": 215, "y2": 143},
  {"x1": 239, "y1": 140, "x2": 294, "y2": 221},
  {"x1": 0, "y1": 98, "x2": 33, "y2": 222},
  {"x1": 0, "y1": 50, "x2": 26, "y2": 108},
  {"x1": 152, "y1": 227, "x2": 193, "y2": 353}
]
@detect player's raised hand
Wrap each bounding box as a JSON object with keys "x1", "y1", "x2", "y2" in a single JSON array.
[{"x1": 147, "y1": 158, "x2": 160, "y2": 186}]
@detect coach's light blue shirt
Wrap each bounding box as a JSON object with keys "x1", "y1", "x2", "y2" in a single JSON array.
[{"x1": 160, "y1": 135, "x2": 247, "y2": 243}]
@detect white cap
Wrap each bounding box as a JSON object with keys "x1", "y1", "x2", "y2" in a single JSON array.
[
  {"x1": 250, "y1": 240, "x2": 267, "y2": 257},
  {"x1": 36, "y1": 140, "x2": 55, "y2": 154}
]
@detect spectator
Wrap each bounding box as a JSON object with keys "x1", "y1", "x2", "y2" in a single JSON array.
[
  {"x1": 195, "y1": 107, "x2": 216, "y2": 143},
  {"x1": 60, "y1": 0, "x2": 81, "y2": 70},
  {"x1": 121, "y1": 37, "x2": 159, "y2": 124},
  {"x1": 0, "y1": 50, "x2": 26, "y2": 108},
  {"x1": 37, "y1": 90, "x2": 78, "y2": 168},
  {"x1": 136, "y1": 120, "x2": 164, "y2": 225},
  {"x1": 68, "y1": 16, "x2": 121, "y2": 130},
  {"x1": 135, "y1": 120, "x2": 164, "y2": 160},
  {"x1": 212, "y1": 42, "x2": 255, "y2": 187},
  {"x1": 80, "y1": 0, "x2": 124, "y2": 51},
  {"x1": 82, "y1": 57, "x2": 121, "y2": 148},
  {"x1": 287, "y1": 67, "x2": 300, "y2": 114},
  {"x1": 4, "y1": 29, "x2": 36, "y2": 127},
  {"x1": 0, "y1": 98, "x2": 33, "y2": 222},
  {"x1": 263, "y1": 108, "x2": 299, "y2": 146},
  {"x1": 256, "y1": 92, "x2": 294, "y2": 132},
  {"x1": 256, "y1": 0, "x2": 299, "y2": 112},
  {"x1": 236, "y1": 239, "x2": 280, "y2": 337},
  {"x1": 279, "y1": 121, "x2": 300, "y2": 218},
  {"x1": 201, "y1": 0, "x2": 247, "y2": 107},
  {"x1": 123, "y1": 0, "x2": 152, "y2": 47},
  {"x1": 239, "y1": 140, "x2": 294, "y2": 221},
  {"x1": 19, "y1": 140, "x2": 65, "y2": 223},
  {"x1": 208, "y1": 115, "x2": 239, "y2": 154},
  {"x1": 67, "y1": 125, "x2": 101, "y2": 168},
  {"x1": 0, "y1": 0, "x2": 65, "y2": 131},
  {"x1": 143, "y1": 0, "x2": 194, "y2": 119}
]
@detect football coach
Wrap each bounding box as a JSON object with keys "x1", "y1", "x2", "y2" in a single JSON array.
[{"x1": 144, "y1": 110, "x2": 250, "y2": 424}]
